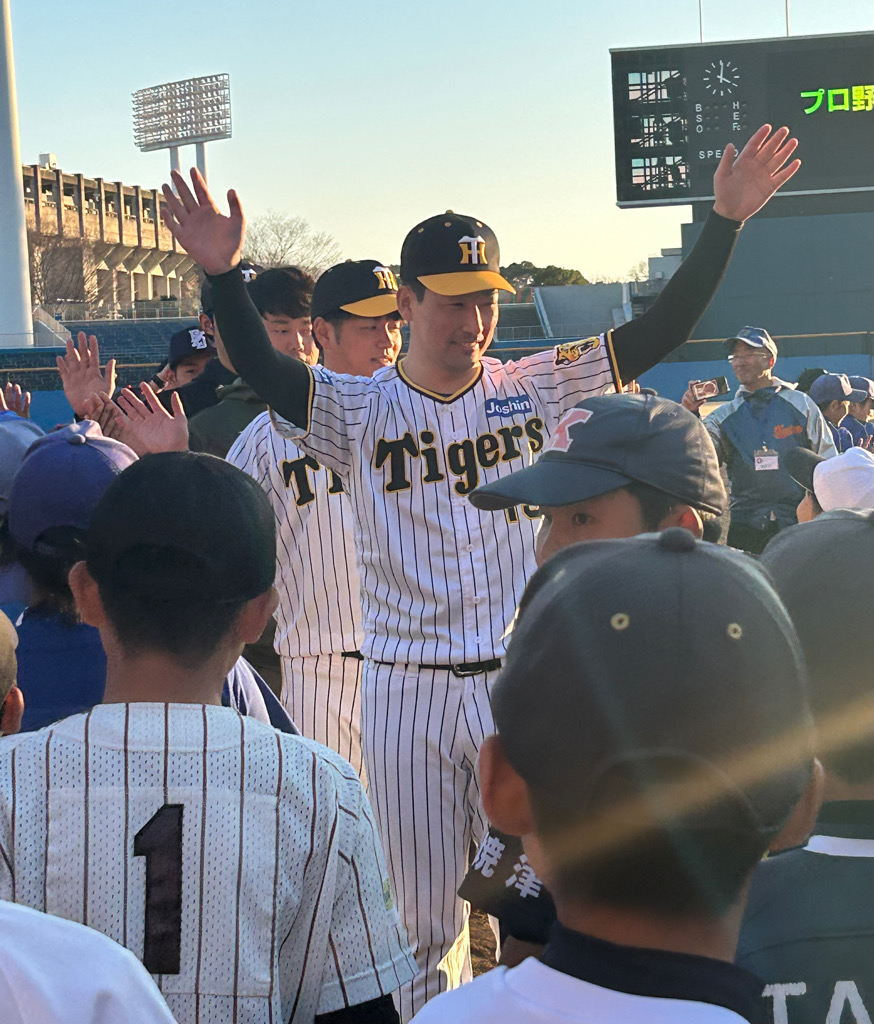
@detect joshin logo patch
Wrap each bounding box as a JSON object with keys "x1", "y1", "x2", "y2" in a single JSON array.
[
  {"x1": 484, "y1": 396, "x2": 534, "y2": 418},
  {"x1": 555, "y1": 337, "x2": 600, "y2": 366}
]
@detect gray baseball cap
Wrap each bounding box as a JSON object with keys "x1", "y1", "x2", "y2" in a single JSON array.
[
  {"x1": 470, "y1": 394, "x2": 726, "y2": 515},
  {"x1": 492, "y1": 529, "x2": 814, "y2": 840}
]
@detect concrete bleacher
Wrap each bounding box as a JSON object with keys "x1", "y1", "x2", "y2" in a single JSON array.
[{"x1": 536, "y1": 283, "x2": 628, "y2": 339}]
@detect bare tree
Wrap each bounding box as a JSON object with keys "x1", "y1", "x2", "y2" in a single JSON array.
[
  {"x1": 243, "y1": 211, "x2": 343, "y2": 275},
  {"x1": 28, "y1": 232, "x2": 98, "y2": 307}
]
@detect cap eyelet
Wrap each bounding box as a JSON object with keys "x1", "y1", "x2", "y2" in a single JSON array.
[
  {"x1": 610, "y1": 613, "x2": 630, "y2": 631},
  {"x1": 727, "y1": 623, "x2": 743, "y2": 639}
]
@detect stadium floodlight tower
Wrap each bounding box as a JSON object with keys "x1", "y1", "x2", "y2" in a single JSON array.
[{"x1": 132, "y1": 73, "x2": 231, "y2": 183}]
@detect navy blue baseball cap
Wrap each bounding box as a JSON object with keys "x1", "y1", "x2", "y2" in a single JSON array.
[
  {"x1": 7, "y1": 422, "x2": 138, "y2": 555},
  {"x1": 167, "y1": 325, "x2": 213, "y2": 369},
  {"x1": 470, "y1": 394, "x2": 726, "y2": 515},
  {"x1": 492, "y1": 529, "x2": 814, "y2": 840},
  {"x1": 848, "y1": 375, "x2": 874, "y2": 401},
  {"x1": 724, "y1": 327, "x2": 778, "y2": 359},
  {"x1": 808, "y1": 373, "x2": 867, "y2": 405}
]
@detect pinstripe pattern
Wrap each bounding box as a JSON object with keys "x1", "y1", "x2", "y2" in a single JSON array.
[
  {"x1": 272, "y1": 343, "x2": 618, "y2": 664},
  {"x1": 269, "y1": 340, "x2": 617, "y2": 1019},
  {"x1": 227, "y1": 412, "x2": 362, "y2": 660},
  {"x1": 0, "y1": 704, "x2": 415, "y2": 1023},
  {"x1": 281, "y1": 654, "x2": 365, "y2": 781},
  {"x1": 362, "y1": 661, "x2": 497, "y2": 1021}
]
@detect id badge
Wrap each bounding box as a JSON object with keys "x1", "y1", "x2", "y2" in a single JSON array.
[{"x1": 754, "y1": 448, "x2": 779, "y2": 471}]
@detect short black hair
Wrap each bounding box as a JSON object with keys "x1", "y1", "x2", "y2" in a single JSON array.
[
  {"x1": 94, "y1": 546, "x2": 247, "y2": 669},
  {"x1": 248, "y1": 266, "x2": 314, "y2": 320},
  {"x1": 404, "y1": 278, "x2": 428, "y2": 302},
  {"x1": 621, "y1": 480, "x2": 718, "y2": 533},
  {"x1": 795, "y1": 367, "x2": 827, "y2": 394},
  {"x1": 529, "y1": 762, "x2": 771, "y2": 917}
]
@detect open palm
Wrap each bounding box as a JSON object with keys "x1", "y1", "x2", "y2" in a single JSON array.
[{"x1": 161, "y1": 169, "x2": 246, "y2": 276}]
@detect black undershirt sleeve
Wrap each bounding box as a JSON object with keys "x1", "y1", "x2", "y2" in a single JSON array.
[
  {"x1": 208, "y1": 266, "x2": 313, "y2": 427},
  {"x1": 611, "y1": 210, "x2": 742, "y2": 385},
  {"x1": 315, "y1": 994, "x2": 400, "y2": 1024}
]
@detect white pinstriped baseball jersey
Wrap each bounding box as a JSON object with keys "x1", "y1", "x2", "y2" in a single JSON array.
[
  {"x1": 271, "y1": 339, "x2": 619, "y2": 664},
  {"x1": 0, "y1": 703, "x2": 415, "y2": 1023},
  {"x1": 227, "y1": 411, "x2": 363, "y2": 658}
]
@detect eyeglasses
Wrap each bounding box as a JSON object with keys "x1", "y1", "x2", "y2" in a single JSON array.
[{"x1": 727, "y1": 352, "x2": 769, "y2": 362}]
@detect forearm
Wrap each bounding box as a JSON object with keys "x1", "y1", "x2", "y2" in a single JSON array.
[
  {"x1": 209, "y1": 266, "x2": 312, "y2": 426},
  {"x1": 613, "y1": 210, "x2": 742, "y2": 383}
]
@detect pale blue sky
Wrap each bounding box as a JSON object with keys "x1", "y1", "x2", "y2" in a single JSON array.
[{"x1": 11, "y1": 0, "x2": 873, "y2": 278}]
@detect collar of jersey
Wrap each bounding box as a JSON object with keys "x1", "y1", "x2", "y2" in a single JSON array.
[
  {"x1": 540, "y1": 921, "x2": 765, "y2": 1022},
  {"x1": 396, "y1": 358, "x2": 483, "y2": 404}
]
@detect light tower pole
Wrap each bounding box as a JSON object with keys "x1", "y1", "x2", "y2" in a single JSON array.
[{"x1": 0, "y1": 0, "x2": 33, "y2": 348}]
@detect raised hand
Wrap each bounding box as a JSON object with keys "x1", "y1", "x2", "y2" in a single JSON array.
[
  {"x1": 161, "y1": 169, "x2": 245, "y2": 276},
  {"x1": 0, "y1": 382, "x2": 31, "y2": 419},
  {"x1": 712, "y1": 124, "x2": 801, "y2": 223},
  {"x1": 57, "y1": 332, "x2": 117, "y2": 418},
  {"x1": 113, "y1": 382, "x2": 189, "y2": 455}
]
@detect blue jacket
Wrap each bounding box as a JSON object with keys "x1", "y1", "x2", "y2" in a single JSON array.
[
  {"x1": 704, "y1": 379, "x2": 836, "y2": 530},
  {"x1": 844, "y1": 414, "x2": 873, "y2": 447},
  {"x1": 14, "y1": 609, "x2": 296, "y2": 735},
  {"x1": 827, "y1": 419, "x2": 856, "y2": 454}
]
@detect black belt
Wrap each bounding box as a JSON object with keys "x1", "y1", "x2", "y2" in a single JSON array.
[
  {"x1": 373, "y1": 658, "x2": 502, "y2": 678},
  {"x1": 341, "y1": 650, "x2": 364, "y2": 660}
]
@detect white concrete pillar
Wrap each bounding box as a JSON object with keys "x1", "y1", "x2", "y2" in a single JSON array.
[{"x1": 0, "y1": 0, "x2": 33, "y2": 347}]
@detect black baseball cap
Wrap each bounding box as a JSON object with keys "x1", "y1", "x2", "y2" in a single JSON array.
[
  {"x1": 492, "y1": 529, "x2": 813, "y2": 840},
  {"x1": 200, "y1": 260, "x2": 262, "y2": 313},
  {"x1": 311, "y1": 260, "x2": 400, "y2": 319},
  {"x1": 400, "y1": 211, "x2": 515, "y2": 296},
  {"x1": 470, "y1": 394, "x2": 726, "y2": 515},
  {"x1": 167, "y1": 325, "x2": 213, "y2": 369},
  {"x1": 85, "y1": 452, "x2": 276, "y2": 604},
  {"x1": 762, "y1": 510, "x2": 874, "y2": 774}
]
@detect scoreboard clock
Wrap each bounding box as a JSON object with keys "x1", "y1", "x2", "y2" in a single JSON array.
[{"x1": 611, "y1": 32, "x2": 874, "y2": 207}]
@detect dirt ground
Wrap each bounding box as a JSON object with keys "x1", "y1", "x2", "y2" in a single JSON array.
[{"x1": 470, "y1": 909, "x2": 498, "y2": 976}]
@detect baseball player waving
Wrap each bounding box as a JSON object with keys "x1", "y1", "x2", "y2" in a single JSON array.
[{"x1": 160, "y1": 123, "x2": 800, "y2": 1020}]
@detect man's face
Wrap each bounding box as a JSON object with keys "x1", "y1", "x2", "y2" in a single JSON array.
[
  {"x1": 534, "y1": 487, "x2": 649, "y2": 567},
  {"x1": 729, "y1": 341, "x2": 772, "y2": 388},
  {"x1": 849, "y1": 398, "x2": 874, "y2": 422},
  {"x1": 402, "y1": 287, "x2": 499, "y2": 375},
  {"x1": 262, "y1": 312, "x2": 314, "y2": 360},
  {"x1": 168, "y1": 352, "x2": 212, "y2": 387},
  {"x1": 333, "y1": 315, "x2": 403, "y2": 377}
]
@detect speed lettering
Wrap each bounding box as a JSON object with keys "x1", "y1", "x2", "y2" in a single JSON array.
[{"x1": 375, "y1": 417, "x2": 544, "y2": 494}]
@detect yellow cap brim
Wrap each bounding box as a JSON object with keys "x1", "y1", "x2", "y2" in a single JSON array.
[
  {"x1": 418, "y1": 271, "x2": 516, "y2": 296},
  {"x1": 339, "y1": 294, "x2": 400, "y2": 317}
]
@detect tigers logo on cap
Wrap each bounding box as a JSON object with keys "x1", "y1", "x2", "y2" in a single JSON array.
[
  {"x1": 458, "y1": 236, "x2": 487, "y2": 265},
  {"x1": 373, "y1": 266, "x2": 398, "y2": 291}
]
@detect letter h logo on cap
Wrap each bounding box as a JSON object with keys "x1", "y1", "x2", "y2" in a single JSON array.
[
  {"x1": 458, "y1": 235, "x2": 487, "y2": 265},
  {"x1": 547, "y1": 408, "x2": 594, "y2": 453}
]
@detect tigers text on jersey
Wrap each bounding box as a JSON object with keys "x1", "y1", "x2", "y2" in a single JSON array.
[
  {"x1": 271, "y1": 339, "x2": 619, "y2": 664},
  {"x1": 0, "y1": 703, "x2": 415, "y2": 1023},
  {"x1": 227, "y1": 411, "x2": 363, "y2": 659}
]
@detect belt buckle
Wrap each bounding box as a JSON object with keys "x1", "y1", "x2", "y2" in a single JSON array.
[{"x1": 452, "y1": 662, "x2": 483, "y2": 678}]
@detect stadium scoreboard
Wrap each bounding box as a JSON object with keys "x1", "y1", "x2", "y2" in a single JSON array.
[{"x1": 611, "y1": 33, "x2": 874, "y2": 207}]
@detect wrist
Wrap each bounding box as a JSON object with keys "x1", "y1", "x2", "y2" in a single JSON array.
[
  {"x1": 710, "y1": 203, "x2": 743, "y2": 225},
  {"x1": 204, "y1": 260, "x2": 241, "y2": 280}
]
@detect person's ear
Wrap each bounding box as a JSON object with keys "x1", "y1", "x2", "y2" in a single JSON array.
[
  {"x1": 312, "y1": 317, "x2": 336, "y2": 353},
  {"x1": 68, "y1": 561, "x2": 108, "y2": 629},
  {"x1": 658, "y1": 505, "x2": 703, "y2": 539},
  {"x1": 237, "y1": 587, "x2": 279, "y2": 645},
  {"x1": 479, "y1": 734, "x2": 537, "y2": 837},
  {"x1": 396, "y1": 285, "x2": 419, "y2": 322},
  {"x1": 768, "y1": 758, "x2": 824, "y2": 854},
  {"x1": 0, "y1": 686, "x2": 24, "y2": 736}
]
